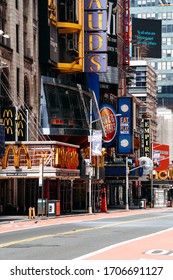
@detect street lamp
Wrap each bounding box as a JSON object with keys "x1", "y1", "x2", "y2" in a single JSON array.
[{"x1": 0, "y1": 30, "x2": 10, "y2": 39}]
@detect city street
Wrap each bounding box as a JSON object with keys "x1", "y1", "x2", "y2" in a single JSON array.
[{"x1": 0, "y1": 208, "x2": 173, "y2": 260}]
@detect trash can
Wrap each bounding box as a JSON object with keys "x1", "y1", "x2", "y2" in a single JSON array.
[
  {"x1": 139, "y1": 199, "x2": 146, "y2": 209},
  {"x1": 48, "y1": 200, "x2": 56, "y2": 216},
  {"x1": 48, "y1": 200, "x2": 60, "y2": 216},
  {"x1": 139, "y1": 200, "x2": 144, "y2": 209}
]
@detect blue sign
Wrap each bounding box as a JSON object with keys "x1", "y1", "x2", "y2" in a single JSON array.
[{"x1": 117, "y1": 97, "x2": 133, "y2": 155}]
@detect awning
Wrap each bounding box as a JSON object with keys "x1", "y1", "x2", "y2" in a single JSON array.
[{"x1": 40, "y1": 76, "x2": 105, "y2": 143}]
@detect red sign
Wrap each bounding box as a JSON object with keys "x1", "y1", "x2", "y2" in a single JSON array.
[
  {"x1": 100, "y1": 105, "x2": 117, "y2": 145},
  {"x1": 153, "y1": 143, "x2": 169, "y2": 171}
]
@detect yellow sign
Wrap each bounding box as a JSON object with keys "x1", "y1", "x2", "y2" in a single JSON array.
[
  {"x1": 1, "y1": 145, "x2": 79, "y2": 170},
  {"x1": 153, "y1": 168, "x2": 173, "y2": 180},
  {"x1": 1, "y1": 144, "x2": 32, "y2": 169},
  {"x1": 54, "y1": 147, "x2": 79, "y2": 169}
]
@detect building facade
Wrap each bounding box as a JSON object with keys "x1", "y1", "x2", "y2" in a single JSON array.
[
  {"x1": 0, "y1": 0, "x2": 150, "y2": 215},
  {"x1": 130, "y1": 0, "x2": 173, "y2": 110},
  {"x1": 128, "y1": 60, "x2": 157, "y2": 144},
  {"x1": 0, "y1": 0, "x2": 40, "y2": 214}
]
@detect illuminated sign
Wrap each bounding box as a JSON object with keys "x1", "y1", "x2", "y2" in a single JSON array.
[
  {"x1": 132, "y1": 18, "x2": 162, "y2": 59},
  {"x1": 2, "y1": 144, "x2": 32, "y2": 169},
  {"x1": 117, "y1": 97, "x2": 133, "y2": 155},
  {"x1": 143, "y1": 119, "x2": 150, "y2": 158},
  {"x1": 152, "y1": 167, "x2": 173, "y2": 180},
  {"x1": 2, "y1": 107, "x2": 27, "y2": 141},
  {"x1": 1, "y1": 145, "x2": 79, "y2": 170},
  {"x1": 100, "y1": 104, "x2": 117, "y2": 146},
  {"x1": 84, "y1": 0, "x2": 107, "y2": 72}
]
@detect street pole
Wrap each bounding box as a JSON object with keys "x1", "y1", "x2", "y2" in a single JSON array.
[
  {"x1": 151, "y1": 135, "x2": 154, "y2": 207},
  {"x1": 39, "y1": 157, "x2": 44, "y2": 217},
  {"x1": 41, "y1": 158, "x2": 44, "y2": 217},
  {"x1": 88, "y1": 98, "x2": 92, "y2": 214},
  {"x1": 125, "y1": 156, "x2": 129, "y2": 210}
]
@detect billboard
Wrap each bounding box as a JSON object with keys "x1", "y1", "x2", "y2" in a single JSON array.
[{"x1": 132, "y1": 18, "x2": 162, "y2": 58}]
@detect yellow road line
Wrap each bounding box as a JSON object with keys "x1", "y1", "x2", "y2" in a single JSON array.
[{"x1": 0, "y1": 214, "x2": 173, "y2": 248}]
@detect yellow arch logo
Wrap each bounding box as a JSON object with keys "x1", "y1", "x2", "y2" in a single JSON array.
[{"x1": 1, "y1": 144, "x2": 32, "y2": 169}]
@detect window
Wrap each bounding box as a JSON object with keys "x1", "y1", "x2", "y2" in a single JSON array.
[
  {"x1": 33, "y1": 0, "x2": 36, "y2": 19},
  {"x1": 16, "y1": 24, "x2": 19, "y2": 52},
  {"x1": 162, "y1": 37, "x2": 166, "y2": 45},
  {"x1": 166, "y1": 50, "x2": 172, "y2": 57},
  {"x1": 162, "y1": 50, "x2": 166, "y2": 57},
  {"x1": 162, "y1": 13, "x2": 166, "y2": 20},
  {"x1": 16, "y1": 0, "x2": 18, "y2": 9},
  {"x1": 17, "y1": 68, "x2": 20, "y2": 98}
]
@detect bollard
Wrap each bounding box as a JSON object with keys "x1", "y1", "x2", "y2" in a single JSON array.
[
  {"x1": 28, "y1": 207, "x2": 36, "y2": 219},
  {"x1": 101, "y1": 187, "x2": 107, "y2": 212}
]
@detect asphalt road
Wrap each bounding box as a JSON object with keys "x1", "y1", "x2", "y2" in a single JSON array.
[{"x1": 0, "y1": 208, "x2": 173, "y2": 260}]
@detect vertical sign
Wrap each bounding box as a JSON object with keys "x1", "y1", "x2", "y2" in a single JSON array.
[
  {"x1": 17, "y1": 109, "x2": 27, "y2": 141},
  {"x1": 117, "y1": 97, "x2": 133, "y2": 155},
  {"x1": 2, "y1": 107, "x2": 16, "y2": 141},
  {"x1": 84, "y1": 0, "x2": 107, "y2": 72},
  {"x1": 143, "y1": 118, "x2": 150, "y2": 158},
  {"x1": 92, "y1": 130, "x2": 102, "y2": 156},
  {"x1": 2, "y1": 107, "x2": 27, "y2": 141}
]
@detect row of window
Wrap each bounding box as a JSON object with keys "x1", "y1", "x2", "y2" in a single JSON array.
[
  {"x1": 158, "y1": 86, "x2": 173, "y2": 94},
  {"x1": 131, "y1": 0, "x2": 157, "y2": 7},
  {"x1": 150, "y1": 61, "x2": 173, "y2": 70},
  {"x1": 158, "y1": 61, "x2": 173, "y2": 70},
  {"x1": 162, "y1": 49, "x2": 173, "y2": 57},
  {"x1": 162, "y1": 37, "x2": 173, "y2": 45},
  {"x1": 158, "y1": 74, "x2": 173, "y2": 81},
  {"x1": 135, "y1": 13, "x2": 173, "y2": 20}
]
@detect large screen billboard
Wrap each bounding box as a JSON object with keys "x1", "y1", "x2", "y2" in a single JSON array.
[{"x1": 132, "y1": 18, "x2": 162, "y2": 58}]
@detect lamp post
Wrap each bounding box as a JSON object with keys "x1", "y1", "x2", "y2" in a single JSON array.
[
  {"x1": 125, "y1": 157, "x2": 129, "y2": 210},
  {"x1": 39, "y1": 157, "x2": 44, "y2": 218},
  {"x1": 88, "y1": 98, "x2": 92, "y2": 214}
]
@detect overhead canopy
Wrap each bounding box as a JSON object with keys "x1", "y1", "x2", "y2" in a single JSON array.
[{"x1": 40, "y1": 76, "x2": 105, "y2": 145}]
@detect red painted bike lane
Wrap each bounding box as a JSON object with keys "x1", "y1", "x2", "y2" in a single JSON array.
[{"x1": 83, "y1": 227, "x2": 173, "y2": 260}]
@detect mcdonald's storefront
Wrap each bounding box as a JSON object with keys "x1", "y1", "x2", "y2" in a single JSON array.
[{"x1": 0, "y1": 141, "x2": 92, "y2": 215}]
